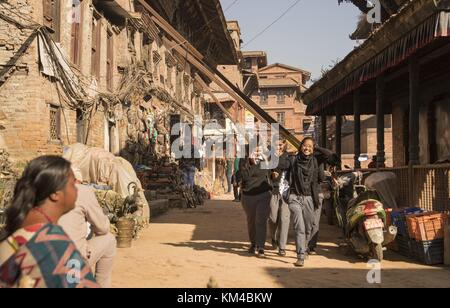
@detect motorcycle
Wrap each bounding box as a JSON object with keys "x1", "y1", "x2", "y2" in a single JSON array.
[{"x1": 332, "y1": 170, "x2": 397, "y2": 261}]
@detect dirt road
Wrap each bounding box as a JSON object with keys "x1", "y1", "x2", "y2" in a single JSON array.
[{"x1": 112, "y1": 197, "x2": 450, "y2": 288}]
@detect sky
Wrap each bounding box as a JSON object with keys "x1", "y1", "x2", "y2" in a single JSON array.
[{"x1": 219, "y1": 0, "x2": 361, "y2": 81}]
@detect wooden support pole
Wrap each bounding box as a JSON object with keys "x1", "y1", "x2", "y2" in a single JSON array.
[
  {"x1": 321, "y1": 115, "x2": 327, "y2": 148},
  {"x1": 335, "y1": 109, "x2": 342, "y2": 168},
  {"x1": 162, "y1": 37, "x2": 300, "y2": 148},
  {"x1": 376, "y1": 75, "x2": 386, "y2": 168},
  {"x1": 353, "y1": 89, "x2": 361, "y2": 169},
  {"x1": 409, "y1": 57, "x2": 420, "y2": 166},
  {"x1": 138, "y1": 0, "x2": 300, "y2": 148}
]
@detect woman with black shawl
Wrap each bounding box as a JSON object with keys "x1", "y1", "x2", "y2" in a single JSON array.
[{"x1": 287, "y1": 137, "x2": 337, "y2": 267}]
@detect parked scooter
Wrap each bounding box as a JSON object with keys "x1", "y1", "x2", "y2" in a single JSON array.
[{"x1": 332, "y1": 170, "x2": 397, "y2": 261}]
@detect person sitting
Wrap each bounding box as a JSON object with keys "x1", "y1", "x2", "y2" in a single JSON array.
[
  {"x1": 0, "y1": 156, "x2": 98, "y2": 288},
  {"x1": 59, "y1": 168, "x2": 116, "y2": 288}
]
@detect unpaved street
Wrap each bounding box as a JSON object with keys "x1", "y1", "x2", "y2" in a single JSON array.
[{"x1": 112, "y1": 197, "x2": 450, "y2": 288}]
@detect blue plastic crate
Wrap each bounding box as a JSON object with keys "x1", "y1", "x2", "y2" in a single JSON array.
[
  {"x1": 392, "y1": 207, "x2": 423, "y2": 236},
  {"x1": 412, "y1": 239, "x2": 444, "y2": 265}
]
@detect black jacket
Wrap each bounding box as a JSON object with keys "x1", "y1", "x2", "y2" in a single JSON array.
[
  {"x1": 287, "y1": 146, "x2": 334, "y2": 208},
  {"x1": 238, "y1": 159, "x2": 272, "y2": 196}
]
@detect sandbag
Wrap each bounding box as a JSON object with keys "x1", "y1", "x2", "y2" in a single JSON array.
[{"x1": 63, "y1": 143, "x2": 150, "y2": 222}]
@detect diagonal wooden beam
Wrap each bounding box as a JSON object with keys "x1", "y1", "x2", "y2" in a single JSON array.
[
  {"x1": 194, "y1": 73, "x2": 235, "y2": 123},
  {"x1": 138, "y1": 0, "x2": 300, "y2": 148}
]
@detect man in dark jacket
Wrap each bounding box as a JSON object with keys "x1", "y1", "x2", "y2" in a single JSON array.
[{"x1": 307, "y1": 146, "x2": 338, "y2": 255}]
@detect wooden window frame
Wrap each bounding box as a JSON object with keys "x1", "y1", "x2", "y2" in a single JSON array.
[
  {"x1": 91, "y1": 10, "x2": 102, "y2": 79},
  {"x1": 277, "y1": 112, "x2": 286, "y2": 127},
  {"x1": 49, "y1": 104, "x2": 61, "y2": 142},
  {"x1": 70, "y1": 1, "x2": 83, "y2": 67},
  {"x1": 303, "y1": 119, "x2": 312, "y2": 132},
  {"x1": 106, "y1": 29, "x2": 114, "y2": 91},
  {"x1": 43, "y1": 0, "x2": 61, "y2": 42},
  {"x1": 260, "y1": 90, "x2": 268, "y2": 105},
  {"x1": 276, "y1": 90, "x2": 285, "y2": 104}
]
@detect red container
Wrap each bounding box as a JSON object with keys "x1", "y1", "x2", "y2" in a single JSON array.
[{"x1": 406, "y1": 212, "x2": 448, "y2": 241}]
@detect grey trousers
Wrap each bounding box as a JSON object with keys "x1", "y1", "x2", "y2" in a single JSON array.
[
  {"x1": 268, "y1": 193, "x2": 290, "y2": 250},
  {"x1": 308, "y1": 193, "x2": 324, "y2": 251},
  {"x1": 288, "y1": 194, "x2": 315, "y2": 258},
  {"x1": 241, "y1": 191, "x2": 271, "y2": 249}
]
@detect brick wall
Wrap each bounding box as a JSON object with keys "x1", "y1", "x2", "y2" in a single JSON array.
[{"x1": 0, "y1": 0, "x2": 211, "y2": 164}]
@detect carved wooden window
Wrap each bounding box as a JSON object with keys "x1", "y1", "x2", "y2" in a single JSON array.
[
  {"x1": 49, "y1": 104, "x2": 61, "y2": 141},
  {"x1": 153, "y1": 50, "x2": 161, "y2": 83},
  {"x1": 70, "y1": 0, "x2": 82, "y2": 65},
  {"x1": 91, "y1": 11, "x2": 101, "y2": 79},
  {"x1": 106, "y1": 30, "x2": 114, "y2": 91},
  {"x1": 184, "y1": 75, "x2": 190, "y2": 102}
]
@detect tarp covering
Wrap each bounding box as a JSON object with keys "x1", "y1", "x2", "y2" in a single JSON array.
[
  {"x1": 63, "y1": 144, "x2": 150, "y2": 221},
  {"x1": 305, "y1": 10, "x2": 450, "y2": 115},
  {"x1": 365, "y1": 172, "x2": 399, "y2": 210}
]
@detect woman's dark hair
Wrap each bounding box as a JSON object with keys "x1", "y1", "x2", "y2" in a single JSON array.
[
  {"x1": 301, "y1": 137, "x2": 316, "y2": 146},
  {"x1": 0, "y1": 156, "x2": 72, "y2": 241}
]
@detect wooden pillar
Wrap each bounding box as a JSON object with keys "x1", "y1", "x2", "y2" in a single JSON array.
[
  {"x1": 428, "y1": 100, "x2": 437, "y2": 164},
  {"x1": 353, "y1": 89, "x2": 361, "y2": 169},
  {"x1": 321, "y1": 115, "x2": 327, "y2": 148},
  {"x1": 376, "y1": 75, "x2": 386, "y2": 168},
  {"x1": 409, "y1": 57, "x2": 420, "y2": 166},
  {"x1": 335, "y1": 108, "x2": 342, "y2": 167}
]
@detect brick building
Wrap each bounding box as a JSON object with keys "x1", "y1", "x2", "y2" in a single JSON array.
[
  {"x1": 243, "y1": 55, "x2": 313, "y2": 145},
  {"x1": 0, "y1": 0, "x2": 237, "y2": 164},
  {"x1": 321, "y1": 115, "x2": 393, "y2": 169}
]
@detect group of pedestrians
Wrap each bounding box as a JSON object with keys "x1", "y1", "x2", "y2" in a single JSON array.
[{"x1": 238, "y1": 137, "x2": 337, "y2": 267}]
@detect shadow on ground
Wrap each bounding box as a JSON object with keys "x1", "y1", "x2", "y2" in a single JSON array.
[
  {"x1": 153, "y1": 199, "x2": 425, "y2": 265},
  {"x1": 263, "y1": 266, "x2": 450, "y2": 288}
]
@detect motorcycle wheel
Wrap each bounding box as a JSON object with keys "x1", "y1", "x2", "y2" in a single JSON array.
[{"x1": 370, "y1": 243, "x2": 384, "y2": 262}]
